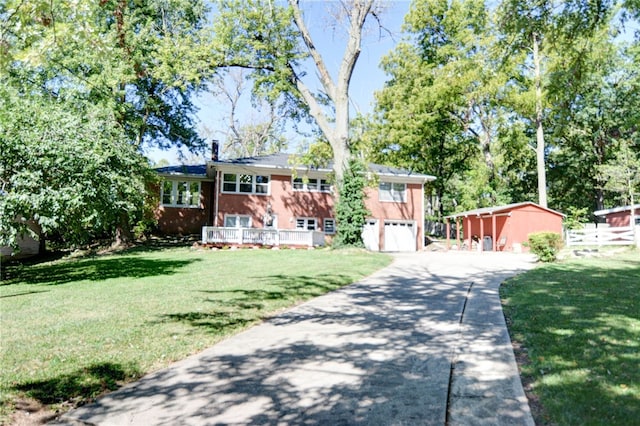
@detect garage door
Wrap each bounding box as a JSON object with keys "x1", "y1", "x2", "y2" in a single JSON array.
[
  {"x1": 384, "y1": 221, "x2": 416, "y2": 252},
  {"x1": 361, "y1": 219, "x2": 379, "y2": 251}
]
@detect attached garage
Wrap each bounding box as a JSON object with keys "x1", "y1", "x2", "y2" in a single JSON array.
[
  {"x1": 361, "y1": 219, "x2": 379, "y2": 251},
  {"x1": 383, "y1": 220, "x2": 416, "y2": 252}
]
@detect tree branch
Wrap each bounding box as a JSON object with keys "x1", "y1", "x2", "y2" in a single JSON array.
[
  {"x1": 336, "y1": 0, "x2": 374, "y2": 95},
  {"x1": 287, "y1": 63, "x2": 335, "y2": 143},
  {"x1": 289, "y1": 0, "x2": 338, "y2": 102}
]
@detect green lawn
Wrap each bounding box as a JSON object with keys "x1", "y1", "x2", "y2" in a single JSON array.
[
  {"x1": 0, "y1": 246, "x2": 391, "y2": 418},
  {"x1": 501, "y1": 249, "x2": 640, "y2": 426}
]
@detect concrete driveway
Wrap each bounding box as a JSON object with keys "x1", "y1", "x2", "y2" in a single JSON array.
[{"x1": 56, "y1": 251, "x2": 537, "y2": 426}]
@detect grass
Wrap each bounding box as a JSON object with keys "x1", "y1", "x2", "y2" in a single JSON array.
[
  {"x1": 0, "y1": 246, "x2": 391, "y2": 419},
  {"x1": 501, "y1": 248, "x2": 640, "y2": 426}
]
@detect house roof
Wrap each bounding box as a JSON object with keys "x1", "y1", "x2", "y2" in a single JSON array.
[
  {"x1": 445, "y1": 202, "x2": 565, "y2": 219},
  {"x1": 159, "y1": 152, "x2": 436, "y2": 182},
  {"x1": 154, "y1": 164, "x2": 208, "y2": 176},
  {"x1": 213, "y1": 153, "x2": 308, "y2": 170},
  {"x1": 593, "y1": 204, "x2": 640, "y2": 216}
]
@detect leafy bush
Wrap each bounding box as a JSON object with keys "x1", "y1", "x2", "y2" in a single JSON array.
[
  {"x1": 563, "y1": 206, "x2": 589, "y2": 230},
  {"x1": 527, "y1": 232, "x2": 563, "y2": 262}
]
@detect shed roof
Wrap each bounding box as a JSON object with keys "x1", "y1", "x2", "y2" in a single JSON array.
[
  {"x1": 445, "y1": 202, "x2": 564, "y2": 219},
  {"x1": 593, "y1": 204, "x2": 640, "y2": 216}
]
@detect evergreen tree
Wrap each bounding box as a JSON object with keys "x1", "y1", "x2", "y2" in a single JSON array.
[{"x1": 333, "y1": 161, "x2": 369, "y2": 248}]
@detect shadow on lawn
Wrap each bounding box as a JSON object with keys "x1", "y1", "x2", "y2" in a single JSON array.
[
  {"x1": 501, "y1": 256, "x2": 640, "y2": 425},
  {"x1": 158, "y1": 273, "x2": 355, "y2": 333},
  {"x1": 14, "y1": 362, "x2": 142, "y2": 406},
  {"x1": 2, "y1": 257, "x2": 200, "y2": 286},
  {"x1": 55, "y1": 254, "x2": 538, "y2": 425}
]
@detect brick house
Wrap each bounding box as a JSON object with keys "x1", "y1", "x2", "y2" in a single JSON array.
[{"x1": 155, "y1": 148, "x2": 435, "y2": 252}]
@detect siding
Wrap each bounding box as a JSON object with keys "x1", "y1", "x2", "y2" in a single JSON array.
[{"x1": 605, "y1": 208, "x2": 640, "y2": 227}]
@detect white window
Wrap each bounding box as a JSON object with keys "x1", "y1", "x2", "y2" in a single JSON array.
[
  {"x1": 295, "y1": 218, "x2": 317, "y2": 231},
  {"x1": 292, "y1": 177, "x2": 331, "y2": 192},
  {"x1": 222, "y1": 173, "x2": 270, "y2": 195},
  {"x1": 224, "y1": 215, "x2": 251, "y2": 228},
  {"x1": 379, "y1": 182, "x2": 406, "y2": 202},
  {"x1": 323, "y1": 218, "x2": 336, "y2": 234},
  {"x1": 161, "y1": 180, "x2": 201, "y2": 207}
]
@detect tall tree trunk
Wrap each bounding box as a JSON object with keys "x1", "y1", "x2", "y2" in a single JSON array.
[
  {"x1": 533, "y1": 32, "x2": 548, "y2": 208},
  {"x1": 114, "y1": 212, "x2": 133, "y2": 247},
  {"x1": 594, "y1": 187, "x2": 605, "y2": 212},
  {"x1": 289, "y1": 0, "x2": 372, "y2": 184}
]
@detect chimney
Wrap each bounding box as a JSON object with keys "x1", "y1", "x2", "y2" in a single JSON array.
[{"x1": 211, "y1": 140, "x2": 219, "y2": 161}]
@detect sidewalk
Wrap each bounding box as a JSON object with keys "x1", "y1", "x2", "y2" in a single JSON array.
[{"x1": 56, "y1": 251, "x2": 536, "y2": 425}]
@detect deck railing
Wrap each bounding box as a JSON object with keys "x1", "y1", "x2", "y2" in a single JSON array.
[{"x1": 202, "y1": 227, "x2": 325, "y2": 247}]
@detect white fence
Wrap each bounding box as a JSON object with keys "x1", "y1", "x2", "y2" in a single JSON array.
[
  {"x1": 202, "y1": 227, "x2": 325, "y2": 247},
  {"x1": 565, "y1": 226, "x2": 638, "y2": 247}
]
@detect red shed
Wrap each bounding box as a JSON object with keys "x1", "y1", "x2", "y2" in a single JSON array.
[
  {"x1": 594, "y1": 204, "x2": 640, "y2": 227},
  {"x1": 445, "y1": 202, "x2": 564, "y2": 252}
]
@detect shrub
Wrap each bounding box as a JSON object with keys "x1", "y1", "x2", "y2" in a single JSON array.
[{"x1": 527, "y1": 232, "x2": 563, "y2": 262}]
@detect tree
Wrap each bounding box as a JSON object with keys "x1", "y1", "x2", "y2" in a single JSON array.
[
  {"x1": 210, "y1": 0, "x2": 382, "y2": 182},
  {"x1": 1, "y1": 0, "x2": 212, "y2": 245},
  {"x1": 1, "y1": 0, "x2": 212, "y2": 152},
  {"x1": 597, "y1": 140, "x2": 640, "y2": 209},
  {"x1": 497, "y1": 0, "x2": 614, "y2": 208},
  {"x1": 0, "y1": 86, "x2": 152, "y2": 250},
  {"x1": 212, "y1": 69, "x2": 287, "y2": 158},
  {"x1": 369, "y1": 0, "x2": 509, "y2": 217},
  {"x1": 333, "y1": 160, "x2": 369, "y2": 247},
  {"x1": 546, "y1": 21, "x2": 640, "y2": 213}
]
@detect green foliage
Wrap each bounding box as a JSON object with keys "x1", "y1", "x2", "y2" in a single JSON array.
[
  {"x1": 370, "y1": 0, "x2": 639, "y2": 217},
  {"x1": 548, "y1": 35, "x2": 640, "y2": 212},
  {"x1": 333, "y1": 161, "x2": 370, "y2": 248},
  {"x1": 369, "y1": 0, "x2": 530, "y2": 217},
  {"x1": 0, "y1": 86, "x2": 152, "y2": 248},
  {"x1": 526, "y1": 231, "x2": 563, "y2": 262},
  {"x1": 2, "y1": 0, "x2": 212, "y2": 151},
  {"x1": 597, "y1": 139, "x2": 640, "y2": 205},
  {"x1": 1, "y1": 0, "x2": 212, "y2": 247},
  {"x1": 563, "y1": 206, "x2": 590, "y2": 230}
]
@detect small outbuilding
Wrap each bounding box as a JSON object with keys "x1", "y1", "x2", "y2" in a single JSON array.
[
  {"x1": 594, "y1": 204, "x2": 640, "y2": 227},
  {"x1": 445, "y1": 202, "x2": 564, "y2": 252}
]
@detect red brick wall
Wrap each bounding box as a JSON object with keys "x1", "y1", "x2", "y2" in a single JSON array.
[
  {"x1": 156, "y1": 172, "x2": 426, "y2": 250},
  {"x1": 363, "y1": 183, "x2": 424, "y2": 250},
  {"x1": 216, "y1": 176, "x2": 424, "y2": 250},
  {"x1": 215, "y1": 175, "x2": 334, "y2": 230},
  {"x1": 156, "y1": 181, "x2": 212, "y2": 235}
]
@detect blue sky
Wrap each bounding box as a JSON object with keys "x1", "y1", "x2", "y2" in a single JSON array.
[{"x1": 145, "y1": 1, "x2": 412, "y2": 164}]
